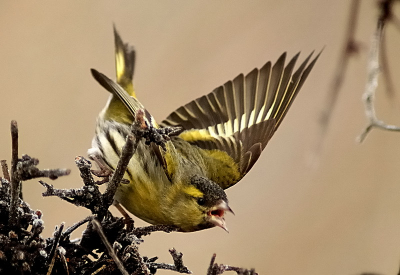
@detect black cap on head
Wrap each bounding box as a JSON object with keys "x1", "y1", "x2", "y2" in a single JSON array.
[{"x1": 190, "y1": 175, "x2": 227, "y2": 207}]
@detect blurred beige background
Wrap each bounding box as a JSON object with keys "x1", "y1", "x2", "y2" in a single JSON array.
[{"x1": 1, "y1": 1, "x2": 400, "y2": 274}]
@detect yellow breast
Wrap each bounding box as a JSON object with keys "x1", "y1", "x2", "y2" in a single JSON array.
[{"x1": 113, "y1": 141, "x2": 171, "y2": 225}]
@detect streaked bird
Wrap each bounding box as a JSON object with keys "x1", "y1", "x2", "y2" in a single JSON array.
[{"x1": 89, "y1": 27, "x2": 319, "y2": 232}]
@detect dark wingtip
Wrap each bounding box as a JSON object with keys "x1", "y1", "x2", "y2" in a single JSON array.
[
  {"x1": 90, "y1": 68, "x2": 114, "y2": 95},
  {"x1": 113, "y1": 24, "x2": 122, "y2": 47},
  {"x1": 277, "y1": 51, "x2": 287, "y2": 63},
  {"x1": 314, "y1": 47, "x2": 324, "y2": 61},
  {"x1": 90, "y1": 68, "x2": 101, "y2": 82}
]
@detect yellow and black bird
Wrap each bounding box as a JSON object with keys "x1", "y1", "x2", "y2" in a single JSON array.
[{"x1": 89, "y1": 27, "x2": 319, "y2": 232}]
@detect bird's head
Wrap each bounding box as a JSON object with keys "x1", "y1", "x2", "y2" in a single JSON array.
[{"x1": 167, "y1": 175, "x2": 233, "y2": 232}]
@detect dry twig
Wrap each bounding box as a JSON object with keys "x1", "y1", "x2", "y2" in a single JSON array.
[
  {"x1": 316, "y1": 0, "x2": 361, "y2": 151},
  {"x1": 1, "y1": 160, "x2": 10, "y2": 181},
  {"x1": 46, "y1": 223, "x2": 65, "y2": 275},
  {"x1": 61, "y1": 215, "x2": 93, "y2": 241},
  {"x1": 148, "y1": 249, "x2": 192, "y2": 274},
  {"x1": 132, "y1": 224, "x2": 178, "y2": 239},
  {"x1": 9, "y1": 120, "x2": 21, "y2": 228},
  {"x1": 92, "y1": 218, "x2": 129, "y2": 275},
  {"x1": 375, "y1": 0, "x2": 399, "y2": 99},
  {"x1": 102, "y1": 133, "x2": 137, "y2": 212},
  {"x1": 358, "y1": 2, "x2": 400, "y2": 142},
  {"x1": 207, "y1": 254, "x2": 257, "y2": 275}
]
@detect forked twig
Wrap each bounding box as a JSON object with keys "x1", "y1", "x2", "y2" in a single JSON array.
[
  {"x1": 129, "y1": 244, "x2": 151, "y2": 275},
  {"x1": 207, "y1": 254, "x2": 257, "y2": 275},
  {"x1": 147, "y1": 249, "x2": 192, "y2": 274},
  {"x1": 358, "y1": 12, "x2": 400, "y2": 142}
]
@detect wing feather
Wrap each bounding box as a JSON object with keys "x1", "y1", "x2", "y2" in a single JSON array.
[
  {"x1": 244, "y1": 68, "x2": 258, "y2": 128},
  {"x1": 162, "y1": 52, "x2": 320, "y2": 189},
  {"x1": 255, "y1": 62, "x2": 271, "y2": 124}
]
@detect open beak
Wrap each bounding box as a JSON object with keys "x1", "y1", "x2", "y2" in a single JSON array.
[{"x1": 207, "y1": 200, "x2": 234, "y2": 232}]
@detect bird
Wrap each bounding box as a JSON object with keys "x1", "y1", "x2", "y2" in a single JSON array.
[{"x1": 88, "y1": 27, "x2": 319, "y2": 232}]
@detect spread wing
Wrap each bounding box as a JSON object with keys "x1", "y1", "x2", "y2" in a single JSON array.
[{"x1": 161, "y1": 52, "x2": 320, "y2": 189}]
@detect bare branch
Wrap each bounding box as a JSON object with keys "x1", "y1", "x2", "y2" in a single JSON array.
[
  {"x1": 75, "y1": 156, "x2": 96, "y2": 186},
  {"x1": 40, "y1": 180, "x2": 83, "y2": 203},
  {"x1": 1, "y1": 160, "x2": 10, "y2": 182},
  {"x1": 102, "y1": 133, "x2": 137, "y2": 210},
  {"x1": 128, "y1": 244, "x2": 151, "y2": 275},
  {"x1": 379, "y1": 26, "x2": 396, "y2": 98},
  {"x1": 168, "y1": 248, "x2": 192, "y2": 274},
  {"x1": 9, "y1": 120, "x2": 21, "y2": 228},
  {"x1": 358, "y1": 14, "x2": 400, "y2": 142},
  {"x1": 62, "y1": 216, "x2": 93, "y2": 241},
  {"x1": 91, "y1": 265, "x2": 107, "y2": 275},
  {"x1": 207, "y1": 253, "x2": 217, "y2": 275},
  {"x1": 376, "y1": 0, "x2": 398, "y2": 98},
  {"x1": 46, "y1": 223, "x2": 65, "y2": 275},
  {"x1": 206, "y1": 254, "x2": 257, "y2": 275},
  {"x1": 91, "y1": 218, "x2": 129, "y2": 275},
  {"x1": 316, "y1": 0, "x2": 361, "y2": 151},
  {"x1": 58, "y1": 246, "x2": 70, "y2": 275},
  {"x1": 18, "y1": 154, "x2": 70, "y2": 181},
  {"x1": 131, "y1": 224, "x2": 178, "y2": 239},
  {"x1": 147, "y1": 249, "x2": 191, "y2": 274}
]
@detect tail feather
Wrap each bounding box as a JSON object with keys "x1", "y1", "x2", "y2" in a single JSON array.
[
  {"x1": 98, "y1": 27, "x2": 137, "y2": 124},
  {"x1": 114, "y1": 26, "x2": 136, "y2": 98}
]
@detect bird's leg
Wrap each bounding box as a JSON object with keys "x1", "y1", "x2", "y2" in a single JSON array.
[
  {"x1": 114, "y1": 201, "x2": 134, "y2": 231},
  {"x1": 89, "y1": 153, "x2": 112, "y2": 178}
]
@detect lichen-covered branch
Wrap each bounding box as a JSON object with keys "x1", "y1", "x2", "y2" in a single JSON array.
[
  {"x1": 18, "y1": 155, "x2": 70, "y2": 181},
  {"x1": 207, "y1": 254, "x2": 257, "y2": 275},
  {"x1": 132, "y1": 224, "x2": 178, "y2": 238}
]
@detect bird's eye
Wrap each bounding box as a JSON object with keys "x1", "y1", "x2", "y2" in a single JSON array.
[{"x1": 197, "y1": 197, "x2": 205, "y2": 205}]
